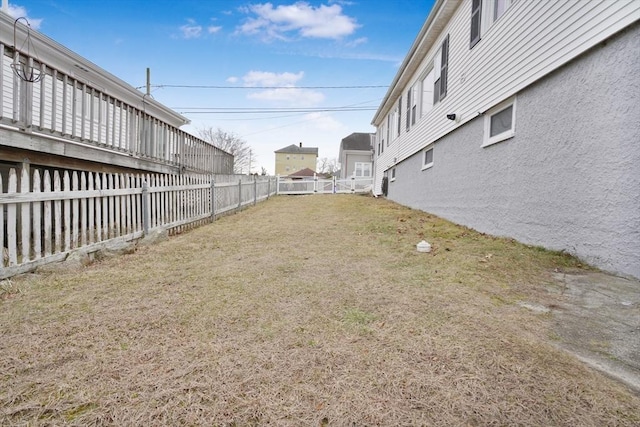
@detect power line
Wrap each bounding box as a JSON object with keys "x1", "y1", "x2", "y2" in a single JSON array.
[
  {"x1": 175, "y1": 107, "x2": 377, "y2": 114},
  {"x1": 137, "y1": 84, "x2": 388, "y2": 90}
]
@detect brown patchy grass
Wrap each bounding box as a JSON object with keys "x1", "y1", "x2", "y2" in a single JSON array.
[{"x1": 1, "y1": 195, "x2": 638, "y2": 426}]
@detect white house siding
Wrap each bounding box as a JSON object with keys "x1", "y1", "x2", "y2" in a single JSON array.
[
  {"x1": 373, "y1": 0, "x2": 640, "y2": 194},
  {"x1": 386, "y1": 22, "x2": 640, "y2": 279}
]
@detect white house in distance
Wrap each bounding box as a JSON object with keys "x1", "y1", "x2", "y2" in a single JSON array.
[
  {"x1": 338, "y1": 132, "x2": 374, "y2": 179},
  {"x1": 371, "y1": 0, "x2": 640, "y2": 279}
]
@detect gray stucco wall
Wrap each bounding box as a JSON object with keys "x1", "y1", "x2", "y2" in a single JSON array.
[{"x1": 388, "y1": 23, "x2": 640, "y2": 279}]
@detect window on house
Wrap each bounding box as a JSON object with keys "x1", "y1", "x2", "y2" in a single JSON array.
[
  {"x1": 471, "y1": 0, "x2": 516, "y2": 48},
  {"x1": 354, "y1": 162, "x2": 372, "y2": 177},
  {"x1": 390, "y1": 167, "x2": 396, "y2": 181},
  {"x1": 483, "y1": 96, "x2": 516, "y2": 147},
  {"x1": 470, "y1": 0, "x2": 482, "y2": 48},
  {"x1": 422, "y1": 147, "x2": 434, "y2": 170},
  {"x1": 397, "y1": 96, "x2": 402, "y2": 137},
  {"x1": 406, "y1": 89, "x2": 412, "y2": 131},
  {"x1": 421, "y1": 68, "x2": 435, "y2": 117},
  {"x1": 386, "y1": 115, "x2": 391, "y2": 146},
  {"x1": 406, "y1": 84, "x2": 419, "y2": 130},
  {"x1": 391, "y1": 107, "x2": 399, "y2": 141},
  {"x1": 411, "y1": 85, "x2": 418, "y2": 125},
  {"x1": 433, "y1": 35, "x2": 449, "y2": 104},
  {"x1": 494, "y1": 0, "x2": 512, "y2": 21}
]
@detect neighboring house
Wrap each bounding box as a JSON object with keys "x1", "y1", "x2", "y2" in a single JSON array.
[
  {"x1": 371, "y1": 0, "x2": 640, "y2": 279},
  {"x1": 274, "y1": 143, "x2": 318, "y2": 176},
  {"x1": 0, "y1": 5, "x2": 233, "y2": 182},
  {"x1": 338, "y1": 132, "x2": 374, "y2": 179},
  {"x1": 287, "y1": 167, "x2": 316, "y2": 179}
]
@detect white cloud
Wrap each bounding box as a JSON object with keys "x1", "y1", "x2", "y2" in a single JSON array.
[
  {"x1": 226, "y1": 76, "x2": 239, "y2": 84},
  {"x1": 237, "y1": 2, "x2": 359, "y2": 41},
  {"x1": 247, "y1": 87, "x2": 324, "y2": 106},
  {"x1": 7, "y1": 4, "x2": 43, "y2": 29},
  {"x1": 303, "y1": 112, "x2": 347, "y2": 132},
  {"x1": 240, "y1": 70, "x2": 323, "y2": 107},
  {"x1": 345, "y1": 37, "x2": 367, "y2": 48},
  {"x1": 208, "y1": 25, "x2": 222, "y2": 34},
  {"x1": 180, "y1": 19, "x2": 202, "y2": 39},
  {"x1": 242, "y1": 70, "x2": 304, "y2": 87}
]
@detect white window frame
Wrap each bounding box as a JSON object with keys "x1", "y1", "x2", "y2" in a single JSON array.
[
  {"x1": 391, "y1": 106, "x2": 400, "y2": 141},
  {"x1": 354, "y1": 162, "x2": 372, "y2": 178},
  {"x1": 410, "y1": 84, "x2": 418, "y2": 127},
  {"x1": 483, "y1": 96, "x2": 516, "y2": 147},
  {"x1": 472, "y1": 0, "x2": 516, "y2": 48},
  {"x1": 421, "y1": 147, "x2": 434, "y2": 170},
  {"x1": 390, "y1": 167, "x2": 396, "y2": 182},
  {"x1": 492, "y1": 0, "x2": 515, "y2": 23},
  {"x1": 420, "y1": 67, "x2": 435, "y2": 118}
]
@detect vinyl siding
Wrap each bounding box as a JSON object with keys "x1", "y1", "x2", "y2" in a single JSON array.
[{"x1": 373, "y1": 0, "x2": 640, "y2": 192}]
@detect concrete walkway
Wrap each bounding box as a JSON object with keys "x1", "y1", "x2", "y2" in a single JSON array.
[{"x1": 548, "y1": 272, "x2": 640, "y2": 393}]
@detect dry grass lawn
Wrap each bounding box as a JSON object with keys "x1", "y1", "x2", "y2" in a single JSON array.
[{"x1": 1, "y1": 195, "x2": 638, "y2": 426}]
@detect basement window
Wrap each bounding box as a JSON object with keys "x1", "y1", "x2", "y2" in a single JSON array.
[
  {"x1": 422, "y1": 147, "x2": 434, "y2": 170},
  {"x1": 483, "y1": 96, "x2": 516, "y2": 147}
]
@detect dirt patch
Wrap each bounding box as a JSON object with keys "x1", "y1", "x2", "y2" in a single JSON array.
[{"x1": 1, "y1": 195, "x2": 639, "y2": 425}]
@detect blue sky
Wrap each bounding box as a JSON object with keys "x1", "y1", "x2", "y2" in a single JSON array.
[{"x1": 7, "y1": 0, "x2": 434, "y2": 174}]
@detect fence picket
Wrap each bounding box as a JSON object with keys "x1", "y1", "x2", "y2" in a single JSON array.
[
  {"x1": 21, "y1": 167, "x2": 31, "y2": 263},
  {"x1": 80, "y1": 172, "x2": 87, "y2": 247},
  {"x1": 123, "y1": 174, "x2": 131, "y2": 235},
  {"x1": 63, "y1": 171, "x2": 71, "y2": 251},
  {"x1": 119, "y1": 174, "x2": 127, "y2": 235},
  {"x1": 33, "y1": 170, "x2": 42, "y2": 260},
  {"x1": 113, "y1": 174, "x2": 121, "y2": 237},
  {"x1": 108, "y1": 174, "x2": 115, "y2": 238},
  {"x1": 7, "y1": 170, "x2": 18, "y2": 265},
  {"x1": 159, "y1": 175, "x2": 167, "y2": 226},
  {"x1": 71, "y1": 171, "x2": 79, "y2": 249},
  {"x1": 54, "y1": 171, "x2": 62, "y2": 254},
  {"x1": 88, "y1": 172, "x2": 95, "y2": 245},
  {"x1": 101, "y1": 173, "x2": 108, "y2": 240},
  {"x1": 43, "y1": 171, "x2": 52, "y2": 257},
  {"x1": 134, "y1": 175, "x2": 141, "y2": 232}
]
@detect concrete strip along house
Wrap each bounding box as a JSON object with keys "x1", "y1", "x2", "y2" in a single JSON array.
[{"x1": 371, "y1": 0, "x2": 640, "y2": 279}]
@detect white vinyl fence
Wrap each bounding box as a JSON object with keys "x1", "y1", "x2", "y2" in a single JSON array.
[
  {"x1": 0, "y1": 167, "x2": 276, "y2": 279},
  {"x1": 277, "y1": 175, "x2": 373, "y2": 195}
]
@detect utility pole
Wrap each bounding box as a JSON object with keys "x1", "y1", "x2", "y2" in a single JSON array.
[{"x1": 146, "y1": 68, "x2": 151, "y2": 96}]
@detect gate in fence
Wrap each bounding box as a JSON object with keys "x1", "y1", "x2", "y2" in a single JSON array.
[{"x1": 276, "y1": 175, "x2": 373, "y2": 195}]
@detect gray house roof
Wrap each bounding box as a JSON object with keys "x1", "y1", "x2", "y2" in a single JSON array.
[
  {"x1": 340, "y1": 133, "x2": 374, "y2": 151},
  {"x1": 275, "y1": 144, "x2": 319, "y2": 155}
]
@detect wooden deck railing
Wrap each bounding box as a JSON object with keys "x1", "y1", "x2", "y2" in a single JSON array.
[{"x1": 0, "y1": 39, "x2": 233, "y2": 174}]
